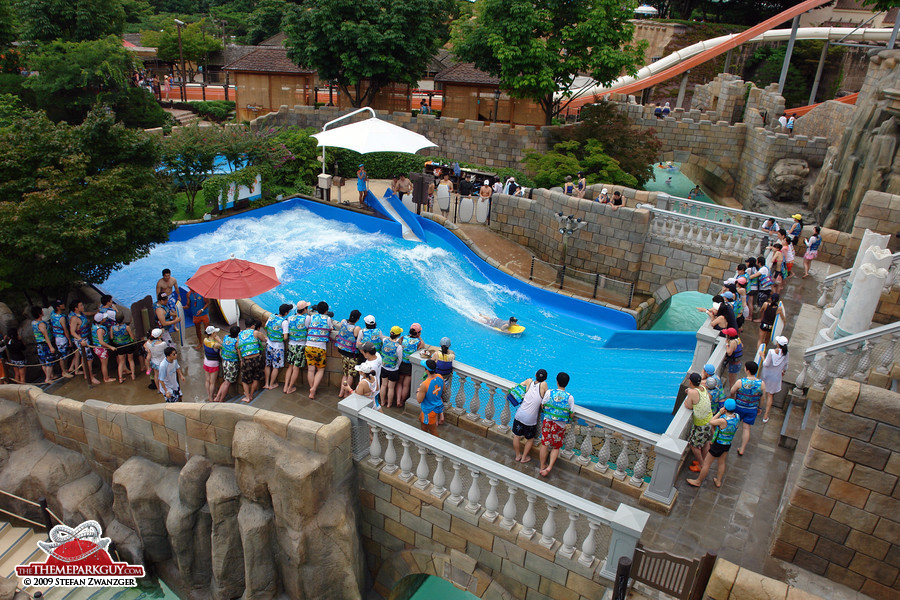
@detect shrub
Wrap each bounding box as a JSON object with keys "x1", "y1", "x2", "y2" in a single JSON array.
[
  {"x1": 326, "y1": 149, "x2": 427, "y2": 179},
  {"x1": 188, "y1": 100, "x2": 236, "y2": 122}
]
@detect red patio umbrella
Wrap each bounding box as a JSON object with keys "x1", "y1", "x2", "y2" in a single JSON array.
[{"x1": 185, "y1": 255, "x2": 281, "y2": 299}]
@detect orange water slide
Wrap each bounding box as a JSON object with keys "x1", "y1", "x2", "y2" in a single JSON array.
[
  {"x1": 567, "y1": 0, "x2": 834, "y2": 108},
  {"x1": 787, "y1": 92, "x2": 858, "y2": 117}
]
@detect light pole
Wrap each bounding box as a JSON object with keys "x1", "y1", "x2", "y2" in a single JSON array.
[
  {"x1": 174, "y1": 19, "x2": 187, "y2": 102},
  {"x1": 554, "y1": 212, "x2": 587, "y2": 286},
  {"x1": 493, "y1": 88, "x2": 500, "y2": 122}
]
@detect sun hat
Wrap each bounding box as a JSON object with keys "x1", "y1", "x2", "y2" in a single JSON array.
[
  {"x1": 724, "y1": 398, "x2": 736, "y2": 411},
  {"x1": 601, "y1": 188, "x2": 608, "y2": 194},
  {"x1": 704, "y1": 363, "x2": 716, "y2": 375},
  {"x1": 689, "y1": 372, "x2": 702, "y2": 386},
  {"x1": 723, "y1": 327, "x2": 739, "y2": 338},
  {"x1": 775, "y1": 335, "x2": 789, "y2": 346},
  {"x1": 390, "y1": 325, "x2": 402, "y2": 335},
  {"x1": 792, "y1": 214, "x2": 802, "y2": 220},
  {"x1": 205, "y1": 326, "x2": 220, "y2": 335},
  {"x1": 296, "y1": 301, "x2": 310, "y2": 311},
  {"x1": 364, "y1": 314, "x2": 376, "y2": 325},
  {"x1": 723, "y1": 291, "x2": 734, "y2": 300},
  {"x1": 440, "y1": 337, "x2": 451, "y2": 348},
  {"x1": 355, "y1": 361, "x2": 375, "y2": 374},
  {"x1": 151, "y1": 328, "x2": 163, "y2": 338},
  {"x1": 409, "y1": 323, "x2": 422, "y2": 334}
]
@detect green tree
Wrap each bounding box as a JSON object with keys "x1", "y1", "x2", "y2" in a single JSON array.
[
  {"x1": 246, "y1": 0, "x2": 286, "y2": 45},
  {"x1": 159, "y1": 125, "x2": 221, "y2": 215},
  {"x1": 0, "y1": 107, "x2": 172, "y2": 301},
  {"x1": 16, "y1": 0, "x2": 126, "y2": 42},
  {"x1": 0, "y1": 0, "x2": 16, "y2": 49},
  {"x1": 0, "y1": 92, "x2": 22, "y2": 126},
  {"x1": 142, "y1": 19, "x2": 223, "y2": 79},
  {"x1": 452, "y1": 0, "x2": 646, "y2": 125},
  {"x1": 283, "y1": 0, "x2": 456, "y2": 108},
  {"x1": 524, "y1": 140, "x2": 637, "y2": 190}
]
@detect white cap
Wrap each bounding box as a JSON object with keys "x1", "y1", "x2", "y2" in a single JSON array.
[
  {"x1": 775, "y1": 335, "x2": 789, "y2": 346},
  {"x1": 355, "y1": 361, "x2": 375, "y2": 374},
  {"x1": 151, "y1": 328, "x2": 163, "y2": 338},
  {"x1": 205, "y1": 326, "x2": 220, "y2": 335},
  {"x1": 364, "y1": 315, "x2": 376, "y2": 325},
  {"x1": 484, "y1": 180, "x2": 490, "y2": 185},
  {"x1": 601, "y1": 188, "x2": 608, "y2": 194},
  {"x1": 94, "y1": 313, "x2": 105, "y2": 323}
]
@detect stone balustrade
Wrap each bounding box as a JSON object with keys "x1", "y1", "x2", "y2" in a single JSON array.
[
  {"x1": 817, "y1": 251, "x2": 900, "y2": 309},
  {"x1": 641, "y1": 203, "x2": 769, "y2": 258},
  {"x1": 654, "y1": 192, "x2": 777, "y2": 232},
  {"x1": 338, "y1": 394, "x2": 650, "y2": 584}
]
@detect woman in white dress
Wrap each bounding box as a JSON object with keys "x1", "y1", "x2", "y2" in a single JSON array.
[{"x1": 761, "y1": 335, "x2": 789, "y2": 423}]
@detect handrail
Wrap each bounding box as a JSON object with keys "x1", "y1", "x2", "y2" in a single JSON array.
[
  {"x1": 640, "y1": 204, "x2": 769, "y2": 238},
  {"x1": 656, "y1": 193, "x2": 778, "y2": 225},
  {"x1": 0, "y1": 490, "x2": 65, "y2": 531},
  {"x1": 823, "y1": 251, "x2": 900, "y2": 284},
  {"x1": 803, "y1": 320, "x2": 900, "y2": 361}
]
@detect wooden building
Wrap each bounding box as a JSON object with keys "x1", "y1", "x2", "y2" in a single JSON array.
[
  {"x1": 224, "y1": 46, "x2": 318, "y2": 122},
  {"x1": 434, "y1": 63, "x2": 545, "y2": 126}
]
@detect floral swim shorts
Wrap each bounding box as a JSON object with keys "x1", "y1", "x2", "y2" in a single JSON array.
[
  {"x1": 342, "y1": 354, "x2": 360, "y2": 376},
  {"x1": 304, "y1": 346, "x2": 326, "y2": 369},
  {"x1": 222, "y1": 359, "x2": 239, "y2": 383},
  {"x1": 540, "y1": 420, "x2": 567, "y2": 450},
  {"x1": 287, "y1": 344, "x2": 306, "y2": 368},
  {"x1": 241, "y1": 354, "x2": 264, "y2": 383},
  {"x1": 266, "y1": 344, "x2": 285, "y2": 368}
]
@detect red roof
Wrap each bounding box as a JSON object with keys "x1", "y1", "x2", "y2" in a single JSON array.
[
  {"x1": 434, "y1": 63, "x2": 499, "y2": 86},
  {"x1": 223, "y1": 46, "x2": 314, "y2": 74}
]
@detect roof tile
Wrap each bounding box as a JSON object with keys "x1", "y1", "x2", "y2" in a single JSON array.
[
  {"x1": 223, "y1": 46, "x2": 314, "y2": 74},
  {"x1": 434, "y1": 62, "x2": 499, "y2": 85}
]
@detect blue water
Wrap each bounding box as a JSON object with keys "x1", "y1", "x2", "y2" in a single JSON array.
[
  {"x1": 100, "y1": 199, "x2": 693, "y2": 432},
  {"x1": 645, "y1": 163, "x2": 711, "y2": 203},
  {"x1": 651, "y1": 291, "x2": 714, "y2": 332}
]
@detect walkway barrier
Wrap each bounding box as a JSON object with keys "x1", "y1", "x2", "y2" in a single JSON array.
[
  {"x1": 630, "y1": 545, "x2": 717, "y2": 600},
  {"x1": 528, "y1": 256, "x2": 636, "y2": 307},
  {"x1": 817, "y1": 251, "x2": 900, "y2": 308},
  {"x1": 639, "y1": 203, "x2": 768, "y2": 257},
  {"x1": 339, "y1": 394, "x2": 650, "y2": 580},
  {"x1": 400, "y1": 355, "x2": 691, "y2": 511},
  {"x1": 654, "y1": 193, "x2": 780, "y2": 233}
]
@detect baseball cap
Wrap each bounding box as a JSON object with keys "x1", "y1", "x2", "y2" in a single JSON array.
[
  {"x1": 703, "y1": 363, "x2": 716, "y2": 375},
  {"x1": 723, "y1": 291, "x2": 734, "y2": 300},
  {"x1": 205, "y1": 326, "x2": 220, "y2": 335},
  {"x1": 361, "y1": 341, "x2": 376, "y2": 354},
  {"x1": 422, "y1": 359, "x2": 437, "y2": 371},
  {"x1": 705, "y1": 376, "x2": 719, "y2": 389},
  {"x1": 296, "y1": 301, "x2": 310, "y2": 311},
  {"x1": 355, "y1": 361, "x2": 375, "y2": 374},
  {"x1": 722, "y1": 328, "x2": 738, "y2": 337},
  {"x1": 601, "y1": 188, "x2": 608, "y2": 194},
  {"x1": 364, "y1": 315, "x2": 376, "y2": 325},
  {"x1": 689, "y1": 373, "x2": 702, "y2": 386},
  {"x1": 484, "y1": 179, "x2": 490, "y2": 185},
  {"x1": 775, "y1": 335, "x2": 789, "y2": 346},
  {"x1": 390, "y1": 325, "x2": 402, "y2": 335},
  {"x1": 440, "y1": 337, "x2": 451, "y2": 348},
  {"x1": 410, "y1": 323, "x2": 422, "y2": 334},
  {"x1": 792, "y1": 214, "x2": 802, "y2": 220},
  {"x1": 151, "y1": 328, "x2": 163, "y2": 338},
  {"x1": 724, "y1": 399, "x2": 736, "y2": 411},
  {"x1": 737, "y1": 276, "x2": 747, "y2": 285},
  {"x1": 359, "y1": 163, "x2": 364, "y2": 167},
  {"x1": 94, "y1": 313, "x2": 105, "y2": 323},
  {"x1": 53, "y1": 299, "x2": 65, "y2": 307}
]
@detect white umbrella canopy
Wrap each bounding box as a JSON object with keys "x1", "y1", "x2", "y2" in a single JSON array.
[
  {"x1": 312, "y1": 111, "x2": 438, "y2": 154},
  {"x1": 634, "y1": 4, "x2": 659, "y2": 15}
]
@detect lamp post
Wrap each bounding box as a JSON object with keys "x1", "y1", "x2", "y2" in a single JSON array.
[
  {"x1": 493, "y1": 88, "x2": 501, "y2": 122},
  {"x1": 174, "y1": 19, "x2": 187, "y2": 102},
  {"x1": 554, "y1": 212, "x2": 587, "y2": 286}
]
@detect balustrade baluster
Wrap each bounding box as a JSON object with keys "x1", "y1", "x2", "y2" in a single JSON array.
[
  {"x1": 855, "y1": 342, "x2": 872, "y2": 380},
  {"x1": 368, "y1": 426, "x2": 383, "y2": 466},
  {"x1": 714, "y1": 229, "x2": 725, "y2": 249},
  {"x1": 383, "y1": 432, "x2": 398, "y2": 473},
  {"x1": 399, "y1": 440, "x2": 414, "y2": 481},
  {"x1": 795, "y1": 364, "x2": 808, "y2": 389},
  {"x1": 539, "y1": 503, "x2": 558, "y2": 548},
  {"x1": 877, "y1": 333, "x2": 900, "y2": 373},
  {"x1": 630, "y1": 442, "x2": 649, "y2": 486},
  {"x1": 467, "y1": 380, "x2": 482, "y2": 421},
  {"x1": 414, "y1": 445, "x2": 430, "y2": 489},
  {"x1": 577, "y1": 425, "x2": 594, "y2": 466},
  {"x1": 579, "y1": 520, "x2": 599, "y2": 566},
  {"x1": 483, "y1": 385, "x2": 496, "y2": 427},
  {"x1": 448, "y1": 461, "x2": 463, "y2": 504},
  {"x1": 500, "y1": 486, "x2": 517, "y2": 530},
  {"x1": 704, "y1": 226, "x2": 714, "y2": 246},
  {"x1": 431, "y1": 455, "x2": 446, "y2": 497},
  {"x1": 466, "y1": 469, "x2": 482, "y2": 512},
  {"x1": 521, "y1": 494, "x2": 537, "y2": 539},
  {"x1": 454, "y1": 374, "x2": 468, "y2": 413},
  {"x1": 614, "y1": 435, "x2": 630, "y2": 480},
  {"x1": 595, "y1": 428, "x2": 611, "y2": 473},
  {"x1": 498, "y1": 394, "x2": 512, "y2": 433},
  {"x1": 559, "y1": 511, "x2": 579, "y2": 558},
  {"x1": 483, "y1": 478, "x2": 500, "y2": 521},
  {"x1": 817, "y1": 282, "x2": 831, "y2": 308},
  {"x1": 561, "y1": 422, "x2": 576, "y2": 460}
]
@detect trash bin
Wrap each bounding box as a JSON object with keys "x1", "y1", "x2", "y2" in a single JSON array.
[{"x1": 317, "y1": 173, "x2": 333, "y2": 202}]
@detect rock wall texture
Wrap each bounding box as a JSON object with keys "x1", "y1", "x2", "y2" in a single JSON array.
[
  {"x1": 793, "y1": 100, "x2": 856, "y2": 148},
  {"x1": 0, "y1": 386, "x2": 365, "y2": 600},
  {"x1": 771, "y1": 380, "x2": 900, "y2": 600},
  {"x1": 810, "y1": 50, "x2": 900, "y2": 232},
  {"x1": 704, "y1": 558, "x2": 825, "y2": 600}
]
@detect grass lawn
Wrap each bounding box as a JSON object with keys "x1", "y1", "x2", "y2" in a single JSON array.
[{"x1": 173, "y1": 189, "x2": 212, "y2": 221}]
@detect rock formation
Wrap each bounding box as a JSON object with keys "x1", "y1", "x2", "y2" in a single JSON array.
[
  {"x1": 0, "y1": 391, "x2": 365, "y2": 600},
  {"x1": 810, "y1": 49, "x2": 900, "y2": 231},
  {"x1": 767, "y1": 158, "x2": 810, "y2": 202}
]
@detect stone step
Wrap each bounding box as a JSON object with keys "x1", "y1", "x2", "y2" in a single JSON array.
[{"x1": 778, "y1": 389, "x2": 809, "y2": 450}]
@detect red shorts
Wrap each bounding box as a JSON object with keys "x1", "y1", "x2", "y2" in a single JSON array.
[
  {"x1": 193, "y1": 314, "x2": 210, "y2": 324},
  {"x1": 541, "y1": 420, "x2": 567, "y2": 450},
  {"x1": 203, "y1": 364, "x2": 218, "y2": 373}
]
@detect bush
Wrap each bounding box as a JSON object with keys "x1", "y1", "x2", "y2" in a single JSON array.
[
  {"x1": 188, "y1": 100, "x2": 236, "y2": 122},
  {"x1": 326, "y1": 149, "x2": 426, "y2": 179},
  {"x1": 103, "y1": 87, "x2": 172, "y2": 128},
  {"x1": 0, "y1": 73, "x2": 36, "y2": 109}
]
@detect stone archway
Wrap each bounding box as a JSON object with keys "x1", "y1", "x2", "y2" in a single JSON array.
[
  {"x1": 658, "y1": 151, "x2": 736, "y2": 200},
  {"x1": 376, "y1": 549, "x2": 511, "y2": 599}
]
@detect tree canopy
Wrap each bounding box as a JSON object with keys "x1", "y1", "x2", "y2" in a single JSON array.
[
  {"x1": 0, "y1": 107, "x2": 173, "y2": 302},
  {"x1": 283, "y1": 0, "x2": 456, "y2": 107},
  {"x1": 452, "y1": 0, "x2": 646, "y2": 125},
  {"x1": 141, "y1": 19, "x2": 223, "y2": 77},
  {"x1": 16, "y1": 0, "x2": 126, "y2": 42}
]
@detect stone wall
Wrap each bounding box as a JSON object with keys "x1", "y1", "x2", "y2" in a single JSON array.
[
  {"x1": 0, "y1": 385, "x2": 366, "y2": 600},
  {"x1": 635, "y1": 236, "x2": 743, "y2": 297},
  {"x1": 793, "y1": 100, "x2": 856, "y2": 147},
  {"x1": 771, "y1": 380, "x2": 900, "y2": 600},
  {"x1": 632, "y1": 20, "x2": 685, "y2": 64},
  {"x1": 705, "y1": 559, "x2": 826, "y2": 600}
]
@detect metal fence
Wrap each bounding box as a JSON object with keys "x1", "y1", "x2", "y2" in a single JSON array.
[{"x1": 528, "y1": 256, "x2": 636, "y2": 307}]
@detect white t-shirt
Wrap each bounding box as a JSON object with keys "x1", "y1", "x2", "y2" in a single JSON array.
[
  {"x1": 158, "y1": 359, "x2": 181, "y2": 394},
  {"x1": 515, "y1": 380, "x2": 546, "y2": 427}
]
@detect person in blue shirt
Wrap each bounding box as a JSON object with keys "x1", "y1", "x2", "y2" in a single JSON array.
[{"x1": 188, "y1": 287, "x2": 210, "y2": 351}]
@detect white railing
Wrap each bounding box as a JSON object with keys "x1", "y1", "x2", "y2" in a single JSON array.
[
  {"x1": 404, "y1": 354, "x2": 690, "y2": 509},
  {"x1": 639, "y1": 204, "x2": 769, "y2": 257},
  {"x1": 654, "y1": 193, "x2": 778, "y2": 232},
  {"x1": 338, "y1": 394, "x2": 650, "y2": 579},
  {"x1": 817, "y1": 251, "x2": 900, "y2": 308},
  {"x1": 795, "y1": 321, "x2": 900, "y2": 392}
]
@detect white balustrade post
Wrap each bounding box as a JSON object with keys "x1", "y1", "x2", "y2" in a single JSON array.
[
  {"x1": 539, "y1": 503, "x2": 558, "y2": 548},
  {"x1": 600, "y1": 505, "x2": 650, "y2": 580},
  {"x1": 579, "y1": 520, "x2": 599, "y2": 566},
  {"x1": 521, "y1": 494, "x2": 537, "y2": 540},
  {"x1": 630, "y1": 442, "x2": 649, "y2": 487},
  {"x1": 431, "y1": 455, "x2": 447, "y2": 497},
  {"x1": 498, "y1": 395, "x2": 512, "y2": 433},
  {"x1": 577, "y1": 425, "x2": 594, "y2": 466},
  {"x1": 399, "y1": 439, "x2": 414, "y2": 482},
  {"x1": 415, "y1": 445, "x2": 430, "y2": 489},
  {"x1": 595, "y1": 428, "x2": 611, "y2": 473},
  {"x1": 500, "y1": 486, "x2": 517, "y2": 530},
  {"x1": 337, "y1": 394, "x2": 376, "y2": 461},
  {"x1": 483, "y1": 477, "x2": 500, "y2": 522},
  {"x1": 559, "y1": 511, "x2": 579, "y2": 559},
  {"x1": 614, "y1": 435, "x2": 630, "y2": 480},
  {"x1": 368, "y1": 425, "x2": 383, "y2": 466},
  {"x1": 482, "y1": 385, "x2": 496, "y2": 427},
  {"x1": 448, "y1": 461, "x2": 463, "y2": 506},
  {"x1": 466, "y1": 469, "x2": 482, "y2": 513},
  {"x1": 453, "y1": 374, "x2": 468, "y2": 414},
  {"x1": 560, "y1": 422, "x2": 576, "y2": 460},
  {"x1": 644, "y1": 434, "x2": 685, "y2": 507},
  {"x1": 383, "y1": 432, "x2": 398, "y2": 474},
  {"x1": 467, "y1": 380, "x2": 482, "y2": 421}
]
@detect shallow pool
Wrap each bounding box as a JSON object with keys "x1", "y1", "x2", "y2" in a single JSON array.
[
  {"x1": 644, "y1": 163, "x2": 710, "y2": 203},
  {"x1": 651, "y1": 291, "x2": 714, "y2": 332},
  {"x1": 101, "y1": 200, "x2": 693, "y2": 432}
]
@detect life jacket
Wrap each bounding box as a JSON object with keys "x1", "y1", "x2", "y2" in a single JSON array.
[
  {"x1": 287, "y1": 314, "x2": 308, "y2": 344},
  {"x1": 380, "y1": 338, "x2": 400, "y2": 370},
  {"x1": 725, "y1": 340, "x2": 743, "y2": 364},
  {"x1": 434, "y1": 352, "x2": 453, "y2": 376},
  {"x1": 334, "y1": 320, "x2": 358, "y2": 353},
  {"x1": 543, "y1": 389, "x2": 572, "y2": 423},
  {"x1": 111, "y1": 323, "x2": 131, "y2": 346},
  {"x1": 359, "y1": 328, "x2": 382, "y2": 353},
  {"x1": 203, "y1": 338, "x2": 221, "y2": 361},
  {"x1": 306, "y1": 314, "x2": 331, "y2": 345},
  {"x1": 220, "y1": 336, "x2": 239, "y2": 361},
  {"x1": 401, "y1": 336, "x2": 420, "y2": 363},
  {"x1": 32, "y1": 320, "x2": 47, "y2": 344},
  {"x1": 735, "y1": 377, "x2": 763, "y2": 408},
  {"x1": 237, "y1": 329, "x2": 261, "y2": 357},
  {"x1": 266, "y1": 316, "x2": 286, "y2": 345},
  {"x1": 714, "y1": 413, "x2": 740, "y2": 445},
  {"x1": 91, "y1": 323, "x2": 108, "y2": 346},
  {"x1": 50, "y1": 312, "x2": 67, "y2": 337}
]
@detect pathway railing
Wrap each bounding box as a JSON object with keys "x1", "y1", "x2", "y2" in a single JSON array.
[
  {"x1": 795, "y1": 321, "x2": 900, "y2": 394},
  {"x1": 528, "y1": 256, "x2": 636, "y2": 307},
  {"x1": 638, "y1": 204, "x2": 768, "y2": 257},
  {"x1": 405, "y1": 355, "x2": 691, "y2": 509},
  {"x1": 339, "y1": 394, "x2": 650, "y2": 579},
  {"x1": 817, "y1": 251, "x2": 900, "y2": 308},
  {"x1": 654, "y1": 193, "x2": 778, "y2": 232}
]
